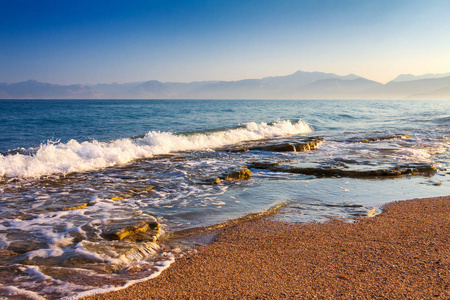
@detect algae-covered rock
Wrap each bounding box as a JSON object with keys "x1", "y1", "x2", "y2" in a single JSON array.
[
  {"x1": 104, "y1": 216, "x2": 161, "y2": 243},
  {"x1": 359, "y1": 134, "x2": 409, "y2": 143},
  {"x1": 145, "y1": 186, "x2": 155, "y2": 192},
  {"x1": 367, "y1": 207, "x2": 376, "y2": 217},
  {"x1": 247, "y1": 138, "x2": 323, "y2": 152},
  {"x1": 294, "y1": 138, "x2": 323, "y2": 151},
  {"x1": 130, "y1": 186, "x2": 155, "y2": 193},
  {"x1": 62, "y1": 203, "x2": 88, "y2": 211},
  {"x1": 222, "y1": 168, "x2": 251, "y2": 180},
  {"x1": 220, "y1": 137, "x2": 323, "y2": 153},
  {"x1": 114, "y1": 222, "x2": 151, "y2": 240}
]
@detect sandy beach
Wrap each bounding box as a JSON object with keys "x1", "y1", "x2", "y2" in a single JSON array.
[{"x1": 84, "y1": 195, "x2": 450, "y2": 299}]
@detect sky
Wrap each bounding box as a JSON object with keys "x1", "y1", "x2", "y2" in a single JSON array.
[{"x1": 1, "y1": 0, "x2": 449, "y2": 85}]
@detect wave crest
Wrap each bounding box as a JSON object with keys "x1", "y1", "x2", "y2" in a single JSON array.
[{"x1": 0, "y1": 120, "x2": 313, "y2": 178}]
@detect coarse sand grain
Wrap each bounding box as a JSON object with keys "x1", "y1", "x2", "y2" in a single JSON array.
[{"x1": 83, "y1": 196, "x2": 450, "y2": 299}]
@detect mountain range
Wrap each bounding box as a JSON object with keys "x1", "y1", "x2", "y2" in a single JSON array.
[{"x1": 1, "y1": 70, "x2": 450, "y2": 100}]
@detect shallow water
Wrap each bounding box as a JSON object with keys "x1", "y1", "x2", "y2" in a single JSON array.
[{"x1": 0, "y1": 100, "x2": 449, "y2": 299}]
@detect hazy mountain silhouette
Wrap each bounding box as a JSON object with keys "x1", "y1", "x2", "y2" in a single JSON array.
[
  {"x1": 1, "y1": 71, "x2": 449, "y2": 99},
  {"x1": 365, "y1": 76, "x2": 450, "y2": 99},
  {"x1": 290, "y1": 77, "x2": 382, "y2": 99},
  {"x1": 262, "y1": 70, "x2": 361, "y2": 88},
  {"x1": 0, "y1": 80, "x2": 98, "y2": 99},
  {"x1": 390, "y1": 72, "x2": 450, "y2": 83}
]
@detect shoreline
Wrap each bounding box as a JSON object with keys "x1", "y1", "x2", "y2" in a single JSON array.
[{"x1": 83, "y1": 195, "x2": 450, "y2": 299}]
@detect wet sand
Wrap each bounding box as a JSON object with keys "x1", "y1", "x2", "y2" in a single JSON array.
[{"x1": 84, "y1": 196, "x2": 450, "y2": 299}]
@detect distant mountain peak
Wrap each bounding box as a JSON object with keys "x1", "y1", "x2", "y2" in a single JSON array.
[
  {"x1": 390, "y1": 72, "x2": 450, "y2": 83},
  {"x1": 342, "y1": 73, "x2": 361, "y2": 80}
]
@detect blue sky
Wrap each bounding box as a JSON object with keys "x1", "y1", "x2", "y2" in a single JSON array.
[{"x1": 1, "y1": 0, "x2": 449, "y2": 84}]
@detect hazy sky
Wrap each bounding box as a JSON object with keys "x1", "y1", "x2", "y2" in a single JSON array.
[{"x1": 1, "y1": 0, "x2": 449, "y2": 84}]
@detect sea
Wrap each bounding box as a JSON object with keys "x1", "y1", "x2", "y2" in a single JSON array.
[{"x1": 0, "y1": 99, "x2": 449, "y2": 299}]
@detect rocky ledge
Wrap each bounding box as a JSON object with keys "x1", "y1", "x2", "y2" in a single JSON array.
[{"x1": 248, "y1": 161, "x2": 440, "y2": 179}]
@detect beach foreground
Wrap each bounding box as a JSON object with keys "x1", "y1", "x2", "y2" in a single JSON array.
[{"x1": 84, "y1": 196, "x2": 450, "y2": 299}]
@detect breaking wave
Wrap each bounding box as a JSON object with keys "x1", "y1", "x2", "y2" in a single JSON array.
[{"x1": 0, "y1": 120, "x2": 313, "y2": 178}]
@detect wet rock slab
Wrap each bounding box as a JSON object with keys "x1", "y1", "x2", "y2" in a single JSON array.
[
  {"x1": 196, "y1": 168, "x2": 252, "y2": 185},
  {"x1": 248, "y1": 161, "x2": 440, "y2": 179},
  {"x1": 220, "y1": 137, "x2": 323, "y2": 153}
]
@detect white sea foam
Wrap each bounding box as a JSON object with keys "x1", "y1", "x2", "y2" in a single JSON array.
[
  {"x1": 27, "y1": 248, "x2": 64, "y2": 260},
  {"x1": 23, "y1": 266, "x2": 54, "y2": 281},
  {"x1": 319, "y1": 137, "x2": 450, "y2": 164},
  {"x1": 0, "y1": 285, "x2": 46, "y2": 300},
  {"x1": 0, "y1": 120, "x2": 313, "y2": 178},
  {"x1": 393, "y1": 139, "x2": 450, "y2": 162},
  {"x1": 63, "y1": 255, "x2": 175, "y2": 300}
]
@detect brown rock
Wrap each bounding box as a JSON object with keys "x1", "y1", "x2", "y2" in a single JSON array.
[
  {"x1": 104, "y1": 217, "x2": 160, "y2": 242},
  {"x1": 222, "y1": 168, "x2": 251, "y2": 180}
]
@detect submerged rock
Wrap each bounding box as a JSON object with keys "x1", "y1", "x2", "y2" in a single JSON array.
[
  {"x1": 130, "y1": 186, "x2": 155, "y2": 193},
  {"x1": 0, "y1": 249, "x2": 19, "y2": 259},
  {"x1": 120, "y1": 241, "x2": 160, "y2": 263},
  {"x1": 344, "y1": 134, "x2": 410, "y2": 144},
  {"x1": 248, "y1": 161, "x2": 281, "y2": 169},
  {"x1": 195, "y1": 177, "x2": 222, "y2": 185},
  {"x1": 111, "y1": 185, "x2": 155, "y2": 201},
  {"x1": 7, "y1": 240, "x2": 46, "y2": 254},
  {"x1": 360, "y1": 134, "x2": 410, "y2": 143}
]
